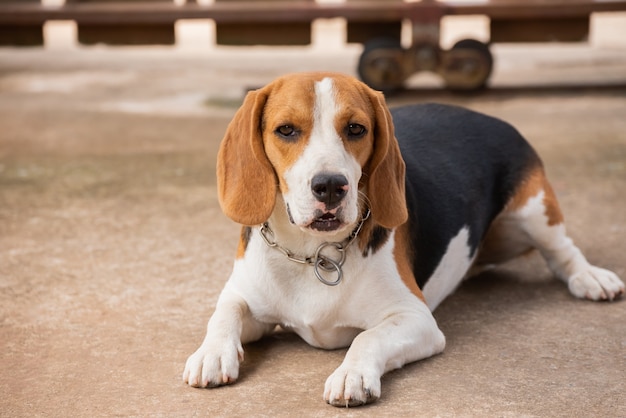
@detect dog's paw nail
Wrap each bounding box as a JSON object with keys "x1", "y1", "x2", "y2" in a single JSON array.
[{"x1": 222, "y1": 374, "x2": 236, "y2": 384}]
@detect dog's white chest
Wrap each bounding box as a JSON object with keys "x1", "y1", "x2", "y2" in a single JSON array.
[
  {"x1": 229, "y1": 235, "x2": 383, "y2": 349},
  {"x1": 238, "y1": 264, "x2": 360, "y2": 348},
  {"x1": 228, "y1": 229, "x2": 416, "y2": 350},
  {"x1": 281, "y1": 321, "x2": 362, "y2": 349}
]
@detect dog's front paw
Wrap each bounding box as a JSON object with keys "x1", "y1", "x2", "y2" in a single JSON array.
[
  {"x1": 568, "y1": 266, "x2": 624, "y2": 301},
  {"x1": 182, "y1": 340, "x2": 244, "y2": 388},
  {"x1": 323, "y1": 365, "x2": 381, "y2": 407}
]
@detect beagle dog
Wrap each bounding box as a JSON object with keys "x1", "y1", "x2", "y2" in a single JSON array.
[{"x1": 183, "y1": 72, "x2": 624, "y2": 407}]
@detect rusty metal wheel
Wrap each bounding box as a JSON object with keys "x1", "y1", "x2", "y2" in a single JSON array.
[
  {"x1": 357, "y1": 38, "x2": 406, "y2": 93},
  {"x1": 441, "y1": 39, "x2": 493, "y2": 91}
]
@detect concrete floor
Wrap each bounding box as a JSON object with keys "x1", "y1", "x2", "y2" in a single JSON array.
[{"x1": 1, "y1": 19, "x2": 626, "y2": 417}]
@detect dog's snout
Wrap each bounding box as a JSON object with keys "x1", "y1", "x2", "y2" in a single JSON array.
[{"x1": 311, "y1": 173, "x2": 349, "y2": 207}]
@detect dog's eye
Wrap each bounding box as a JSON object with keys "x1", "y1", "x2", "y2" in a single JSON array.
[
  {"x1": 275, "y1": 125, "x2": 298, "y2": 140},
  {"x1": 346, "y1": 123, "x2": 366, "y2": 139}
]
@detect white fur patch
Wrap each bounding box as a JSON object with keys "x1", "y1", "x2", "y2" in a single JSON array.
[{"x1": 422, "y1": 226, "x2": 474, "y2": 311}]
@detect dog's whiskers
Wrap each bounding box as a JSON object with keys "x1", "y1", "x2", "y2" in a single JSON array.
[{"x1": 357, "y1": 191, "x2": 372, "y2": 220}]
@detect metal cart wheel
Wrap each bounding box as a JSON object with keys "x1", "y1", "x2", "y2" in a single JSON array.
[
  {"x1": 358, "y1": 38, "x2": 407, "y2": 93},
  {"x1": 440, "y1": 39, "x2": 493, "y2": 91}
]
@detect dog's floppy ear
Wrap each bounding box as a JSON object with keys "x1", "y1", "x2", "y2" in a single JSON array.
[
  {"x1": 217, "y1": 88, "x2": 277, "y2": 225},
  {"x1": 366, "y1": 90, "x2": 408, "y2": 229}
]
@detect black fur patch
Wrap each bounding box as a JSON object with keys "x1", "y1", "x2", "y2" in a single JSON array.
[
  {"x1": 362, "y1": 225, "x2": 391, "y2": 257},
  {"x1": 391, "y1": 103, "x2": 541, "y2": 288}
]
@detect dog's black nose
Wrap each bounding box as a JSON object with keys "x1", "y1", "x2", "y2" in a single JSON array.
[{"x1": 311, "y1": 173, "x2": 348, "y2": 208}]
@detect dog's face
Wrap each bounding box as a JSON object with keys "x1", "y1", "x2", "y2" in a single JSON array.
[
  {"x1": 217, "y1": 72, "x2": 408, "y2": 234},
  {"x1": 261, "y1": 76, "x2": 374, "y2": 235}
]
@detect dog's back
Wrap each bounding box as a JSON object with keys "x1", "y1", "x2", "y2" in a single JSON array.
[{"x1": 393, "y1": 103, "x2": 539, "y2": 287}]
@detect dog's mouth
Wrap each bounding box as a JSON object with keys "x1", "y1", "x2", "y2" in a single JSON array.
[
  {"x1": 286, "y1": 204, "x2": 346, "y2": 233},
  {"x1": 309, "y1": 212, "x2": 343, "y2": 232}
]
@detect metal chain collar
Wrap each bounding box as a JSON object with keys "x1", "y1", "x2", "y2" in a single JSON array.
[{"x1": 259, "y1": 209, "x2": 371, "y2": 286}]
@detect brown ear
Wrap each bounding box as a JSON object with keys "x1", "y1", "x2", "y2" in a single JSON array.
[
  {"x1": 217, "y1": 88, "x2": 277, "y2": 225},
  {"x1": 366, "y1": 90, "x2": 408, "y2": 228}
]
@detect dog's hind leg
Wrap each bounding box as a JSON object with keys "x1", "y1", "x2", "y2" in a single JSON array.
[{"x1": 503, "y1": 168, "x2": 624, "y2": 301}]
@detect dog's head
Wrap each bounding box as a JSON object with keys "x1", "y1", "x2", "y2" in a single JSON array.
[{"x1": 217, "y1": 72, "x2": 407, "y2": 236}]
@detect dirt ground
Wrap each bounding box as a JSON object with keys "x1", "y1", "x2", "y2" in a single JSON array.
[{"x1": 1, "y1": 18, "x2": 626, "y2": 417}]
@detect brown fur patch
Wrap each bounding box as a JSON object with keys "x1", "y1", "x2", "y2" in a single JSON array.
[
  {"x1": 261, "y1": 76, "x2": 316, "y2": 193},
  {"x1": 361, "y1": 88, "x2": 408, "y2": 230},
  {"x1": 217, "y1": 88, "x2": 277, "y2": 226},
  {"x1": 236, "y1": 226, "x2": 252, "y2": 259},
  {"x1": 507, "y1": 165, "x2": 564, "y2": 225},
  {"x1": 331, "y1": 76, "x2": 376, "y2": 168},
  {"x1": 393, "y1": 222, "x2": 426, "y2": 302}
]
